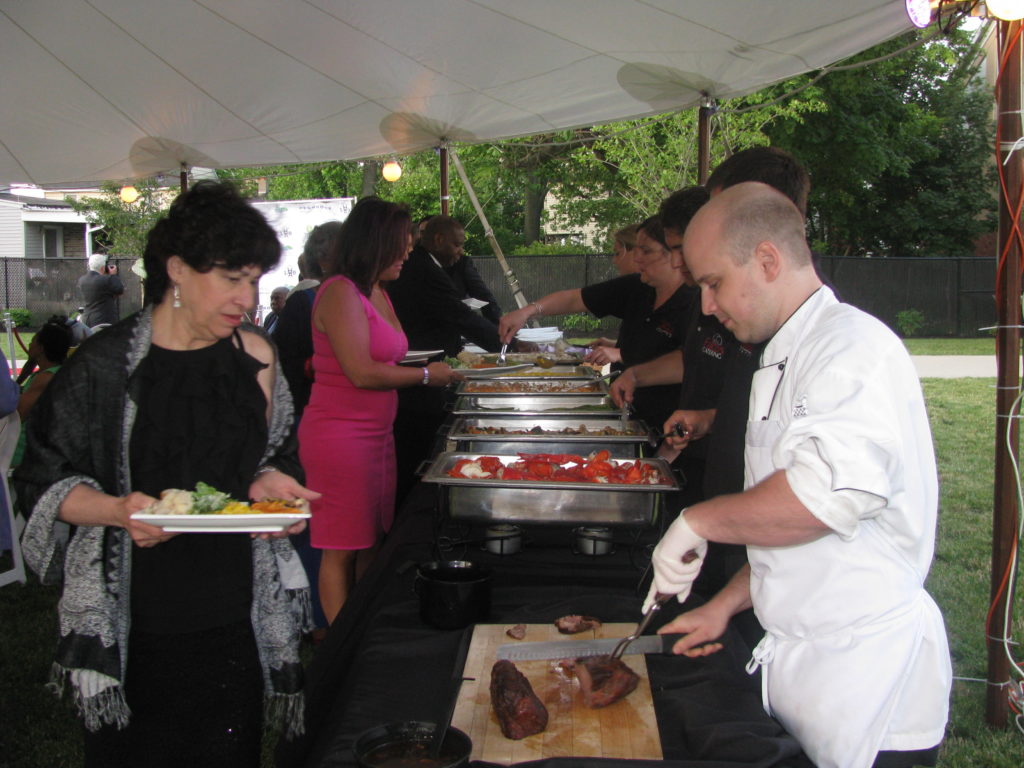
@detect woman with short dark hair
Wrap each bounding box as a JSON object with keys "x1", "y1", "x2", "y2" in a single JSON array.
[{"x1": 18, "y1": 180, "x2": 318, "y2": 767}]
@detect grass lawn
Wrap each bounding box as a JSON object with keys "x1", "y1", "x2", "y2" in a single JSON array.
[
  {"x1": 569, "y1": 337, "x2": 997, "y2": 356},
  {"x1": 2, "y1": 376, "x2": 1023, "y2": 766},
  {"x1": 904, "y1": 338, "x2": 996, "y2": 356}
]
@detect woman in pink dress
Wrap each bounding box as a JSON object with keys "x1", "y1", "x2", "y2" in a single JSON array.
[{"x1": 299, "y1": 198, "x2": 458, "y2": 625}]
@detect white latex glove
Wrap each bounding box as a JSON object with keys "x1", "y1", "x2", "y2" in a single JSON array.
[{"x1": 643, "y1": 510, "x2": 708, "y2": 612}]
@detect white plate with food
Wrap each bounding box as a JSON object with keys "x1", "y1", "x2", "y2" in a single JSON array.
[
  {"x1": 132, "y1": 511, "x2": 310, "y2": 533},
  {"x1": 130, "y1": 483, "x2": 311, "y2": 533},
  {"x1": 458, "y1": 364, "x2": 534, "y2": 378},
  {"x1": 402, "y1": 349, "x2": 445, "y2": 364}
]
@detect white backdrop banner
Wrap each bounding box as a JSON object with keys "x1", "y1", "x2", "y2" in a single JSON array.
[{"x1": 252, "y1": 197, "x2": 355, "y2": 322}]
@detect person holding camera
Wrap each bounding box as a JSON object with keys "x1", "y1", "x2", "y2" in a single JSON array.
[{"x1": 77, "y1": 253, "x2": 124, "y2": 328}]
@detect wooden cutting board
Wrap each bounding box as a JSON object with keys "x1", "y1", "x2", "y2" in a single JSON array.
[{"x1": 451, "y1": 623, "x2": 662, "y2": 764}]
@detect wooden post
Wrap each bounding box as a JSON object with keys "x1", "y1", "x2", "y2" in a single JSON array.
[
  {"x1": 180, "y1": 163, "x2": 188, "y2": 194},
  {"x1": 987, "y1": 18, "x2": 1022, "y2": 728},
  {"x1": 439, "y1": 145, "x2": 450, "y2": 215},
  {"x1": 697, "y1": 102, "x2": 712, "y2": 185}
]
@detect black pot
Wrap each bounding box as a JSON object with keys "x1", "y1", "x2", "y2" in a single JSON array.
[
  {"x1": 415, "y1": 560, "x2": 491, "y2": 630},
  {"x1": 353, "y1": 721, "x2": 472, "y2": 768}
]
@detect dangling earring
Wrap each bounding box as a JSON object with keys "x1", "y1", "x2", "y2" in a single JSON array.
[{"x1": 172, "y1": 284, "x2": 181, "y2": 308}]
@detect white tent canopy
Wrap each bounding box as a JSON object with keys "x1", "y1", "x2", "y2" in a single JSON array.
[{"x1": 0, "y1": 0, "x2": 915, "y2": 187}]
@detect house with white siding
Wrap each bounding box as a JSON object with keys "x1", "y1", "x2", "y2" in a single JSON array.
[{"x1": 0, "y1": 192, "x2": 92, "y2": 262}]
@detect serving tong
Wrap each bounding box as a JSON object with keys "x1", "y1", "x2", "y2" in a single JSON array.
[
  {"x1": 496, "y1": 343, "x2": 509, "y2": 365},
  {"x1": 610, "y1": 549, "x2": 701, "y2": 659}
]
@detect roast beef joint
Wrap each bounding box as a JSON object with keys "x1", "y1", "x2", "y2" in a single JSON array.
[{"x1": 490, "y1": 660, "x2": 549, "y2": 739}]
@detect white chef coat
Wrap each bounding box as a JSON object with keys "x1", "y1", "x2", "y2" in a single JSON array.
[{"x1": 743, "y1": 287, "x2": 951, "y2": 768}]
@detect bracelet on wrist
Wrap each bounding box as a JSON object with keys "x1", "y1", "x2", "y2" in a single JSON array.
[
  {"x1": 530, "y1": 301, "x2": 543, "y2": 316},
  {"x1": 421, "y1": 366, "x2": 430, "y2": 385}
]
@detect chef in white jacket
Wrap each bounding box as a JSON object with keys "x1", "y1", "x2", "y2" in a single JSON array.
[{"x1": 648, "y1": 182, "x2": 951, "y2": 768}]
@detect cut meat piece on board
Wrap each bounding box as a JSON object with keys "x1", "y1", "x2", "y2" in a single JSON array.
[
  {"x1": 489, "y1": 660, "x2": 549, "y2": 739},
  {"x1": 554, "y1": 615, "x2": 602, "y2": 634},
  {"x1": 506, "y1": 624, "x2": 527, "y2": 640},
  {"x1": 574, "y1": 655, "x2": 640, "y2": 708}
]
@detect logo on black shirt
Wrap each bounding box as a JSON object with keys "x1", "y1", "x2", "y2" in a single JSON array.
[{"x1": 702, "y1": 333, "x2": 725, "y2": 360}]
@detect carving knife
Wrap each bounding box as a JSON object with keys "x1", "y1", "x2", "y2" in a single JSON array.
[{"x1": 495, "y1": 633, "x2": 684, "y2": 661}]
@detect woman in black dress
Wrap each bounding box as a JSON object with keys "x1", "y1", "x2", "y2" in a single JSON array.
[{"x1": 18, "y1": 181, "x2": 319, "y2": 768}]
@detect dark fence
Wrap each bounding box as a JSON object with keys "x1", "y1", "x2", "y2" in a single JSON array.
[
  {"x1": 472, "y1": 253, "x2": 998, "y2": 338},
  {"x1": 0, "y1": 254, "x2": 998, "y2": 337},
  {"x1": 1, "y1": 258, "x2": 143, "y2": 326}
]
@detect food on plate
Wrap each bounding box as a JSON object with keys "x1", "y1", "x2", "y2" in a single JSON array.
[
  {"x1": 573, "y1": 655, "x2": 640, "y2": 708},
  {"x1": 446, "y1": 451, "x2": 666, "y2": 485},
  {"x1": 251, "y1": 498, "x2": 312, "y2": 514},
  {"x1": 506, "y1": 624, "x2": 527, "y2": 640},
  {"x1": 463, "y1": 423, "x2": 638, "y2": 436},
  {"x1": 490, "y1": 660, "x2": 548, "y2": 739},
  {"x1": 554, "y1": 615, "x2": 602, "y2": 634},
  {"x1": 462, "y1": 380, "x2": 600, "y2": 394},
  {"x1": 139, "y1": 482, "x2": 311, "y2": 516},
  {"x1": 149, "y1": 488, "x2": 193, "y2": 515}
]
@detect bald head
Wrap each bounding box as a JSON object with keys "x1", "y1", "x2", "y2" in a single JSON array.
[
  {"x1": 683, "y1": 183, "x2": 821, "y2": 343},
  {"x1": 691, "y1": 182, "x2": 811, "y2": 267}
]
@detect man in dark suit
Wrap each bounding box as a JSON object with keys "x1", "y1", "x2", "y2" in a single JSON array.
[
  {"x1": 387, "y1": 215, "x2": 503, "y2": 505},
  {"x1": 262, "y1": 286, "x2": 288, "y2": 335},
  {"x1": 388, "y1": 216, "x2": 502, "y2": 356}
]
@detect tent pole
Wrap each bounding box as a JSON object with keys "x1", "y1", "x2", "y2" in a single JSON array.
[
  {"x1": 988, "y1": 18, "x2": 1022, "y2": 729},
  {"x1": 449, "y1": 147, "x2": 531, "y2": 310},
  {"x1": 180, "y1": 163, "x2": 188, "y2": 194},
  {"x1": 439, "y1": 146, "x2": 450, "y2": 216},
  {"x1": 697, "y1": 99, "x2": 713, "y2": 185}
]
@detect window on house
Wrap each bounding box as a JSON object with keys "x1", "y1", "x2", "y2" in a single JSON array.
[{"x1": 42, "y1": 226, "x2": 63, "y2": 258}]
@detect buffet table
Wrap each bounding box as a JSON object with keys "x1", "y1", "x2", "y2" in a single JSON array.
[{"x1": 278, "y1": 480, "x2": 812, "y2": 768}]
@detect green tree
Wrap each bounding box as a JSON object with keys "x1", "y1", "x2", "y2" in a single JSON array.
[
  {"x1": 766, "y1": 26, "x2": 996, "y2": 256},
  {"x1": 546, "y1": 84, "x2": 825, "y2": 246},
  {"x1": 66, "y1": 179, "x2": 169, "y2": 259}
]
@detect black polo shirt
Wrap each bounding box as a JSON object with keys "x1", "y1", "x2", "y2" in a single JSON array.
[
  {"x1": 703, "y1": 339, "x2": 762, "y2": 499},
  {"x1": 581, "y1": 274, "x2": 696, "y2": 431},
  {"x1": 676, "y1": 307, "x2": 732, "y2": 461}
]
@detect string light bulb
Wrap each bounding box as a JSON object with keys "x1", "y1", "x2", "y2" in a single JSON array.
[
  {"x1": 988, "y1": 0, "x2": 1024, "y2": 20},
  {"x1": 382, "y1": 160, "x2": 403, "y2": 182},
  {"x1": 119, "y1": 185, "x2": 140, "y2": 204}
]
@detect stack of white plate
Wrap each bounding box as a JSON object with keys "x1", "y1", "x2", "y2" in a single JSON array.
[{"x1": 515, "y1": 326, "x2": 563, "y2": 343}]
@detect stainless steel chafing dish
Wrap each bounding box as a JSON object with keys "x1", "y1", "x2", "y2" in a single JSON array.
[
  {"x1": 422, "y1": 452, "x2": 678, "y2": 526},
  {"x1": 451, "y1": 395, "x2": 620, "y2": 418},
  {"x1": 472, "y1": 352, "x2": 584, "y2": 366},
  {"x1": 455, "y1": 379, "x2": 609, "y2": 397},
  {"x1": 445, "y1": 417, "x2": 651, "y2": 458},
  {"x1": 464, "y1": 364, "x2": 597, "y2": 379}
]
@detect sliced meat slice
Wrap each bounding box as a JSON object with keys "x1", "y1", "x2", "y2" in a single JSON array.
[
  {"x1": 490, "y1": 660, "x2": 549, "y2": 739},
  {"x1": 554, "y1": 614, "x2": 602, "y2": 634},
  {"x1": 573, "y1": 655, "x2": 640, "y2": 708},
  {"x1": 506, "y1": 623, "x2": 527, "y2": 640}
]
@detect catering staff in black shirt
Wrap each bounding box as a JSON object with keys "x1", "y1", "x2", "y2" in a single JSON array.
[
  {"x1": 499, "y1": 216, "x2": 694, "y2": 432},
  {"x1": 609, "y1": 188, "x2": 729, "y2": 507},
  {"x1": 656, "y1": 148, "x2": 821, "y2": 638}
]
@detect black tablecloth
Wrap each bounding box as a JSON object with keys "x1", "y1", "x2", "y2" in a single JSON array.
[{"x1": 278, "y1": 484, "x2": 811, "y2": 768}]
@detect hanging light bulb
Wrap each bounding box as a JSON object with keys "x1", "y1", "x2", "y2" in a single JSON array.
[
  {"x1": 382, "y1": 160, "x2": 403, "y2": 182},
  {"x1": 119, "y1": 185, "x2": 140, "y2": 204},
  {"x1": 988, "y1": 0, "x2": 1024, "y2": 20},
  {"x1": 905, "y1": 0, "x2": 931, "y2": 28}
]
